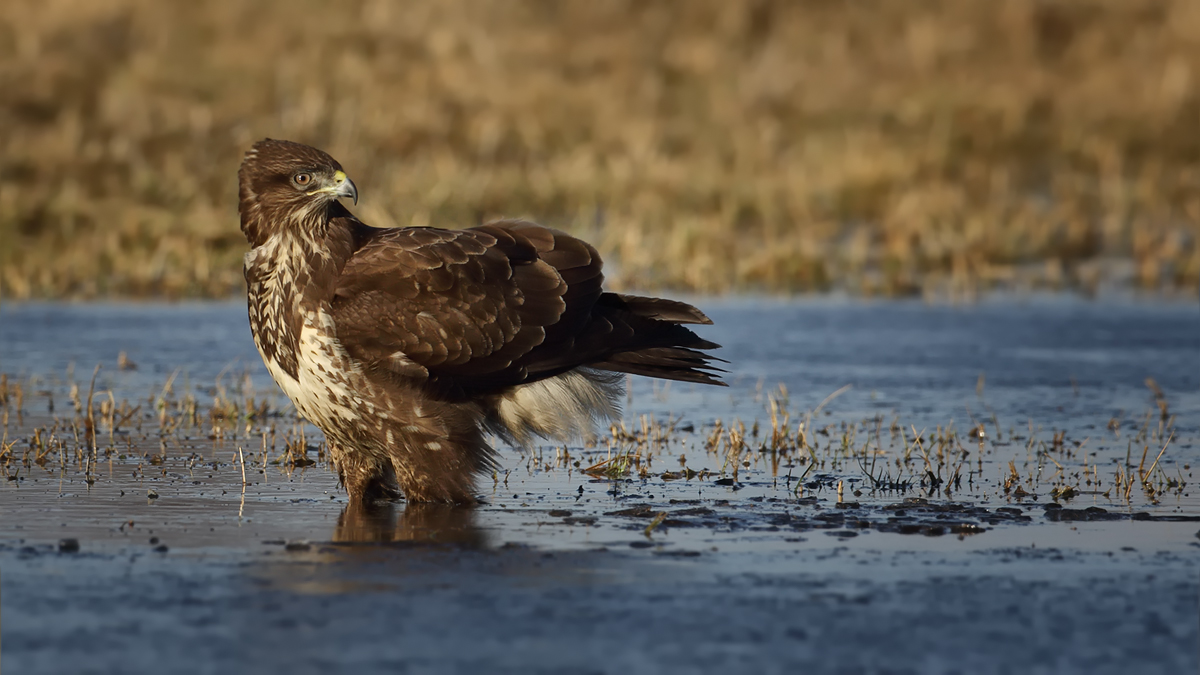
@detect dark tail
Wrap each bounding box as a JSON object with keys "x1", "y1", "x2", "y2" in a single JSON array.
[{"x1": 590, "y1": 293, "x2": 727, "y2": 386}]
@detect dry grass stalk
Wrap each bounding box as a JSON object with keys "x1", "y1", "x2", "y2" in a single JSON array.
[{"x1": 0, "y1": 0, "x2": 1196, "y2": 299}]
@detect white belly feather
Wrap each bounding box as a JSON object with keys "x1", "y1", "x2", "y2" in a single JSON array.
[{"x1": 258, "y1": 309, "x2": 379, "y2": 431}]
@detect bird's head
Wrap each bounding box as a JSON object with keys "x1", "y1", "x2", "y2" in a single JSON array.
[{"x1": 238, "y1": 139, "x2": 359, "y2": 247}]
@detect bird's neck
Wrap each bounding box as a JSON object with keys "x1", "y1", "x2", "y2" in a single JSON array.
[
  {"x1": 252, "y1": 218, "x2": 357, "y2": 303},
  {"x1": 244, "y1": 216, "x2": 358, "y2": 380}
]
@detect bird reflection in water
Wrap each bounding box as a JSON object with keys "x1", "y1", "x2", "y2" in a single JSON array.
[
  {"x1": 250, "y1": 503, "x2": 488, "y2": 595},
  {"x1": 333, "y1": 501, "x2": 488, "y2": 548}
]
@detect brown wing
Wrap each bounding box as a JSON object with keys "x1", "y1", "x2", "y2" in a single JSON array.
[{"x1": 330, "y1": 220, "x2": 606, "y2": 397}]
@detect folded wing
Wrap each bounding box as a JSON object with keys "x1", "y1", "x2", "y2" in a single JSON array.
[{"x1": 330, "y1": 219, "x2": 724, "y2": 399}]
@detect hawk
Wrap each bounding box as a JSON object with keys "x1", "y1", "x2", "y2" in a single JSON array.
[{"x1": 238, "y1": 139, "x2": 724, "y2": 504}]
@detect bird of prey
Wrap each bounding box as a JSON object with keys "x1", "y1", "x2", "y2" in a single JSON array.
[{"x1": 238, "y1": 139, "x2": 724, "y2": 504}]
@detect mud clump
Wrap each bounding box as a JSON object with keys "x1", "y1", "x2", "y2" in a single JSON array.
[{"x1": 596, "y1": 495, "x2": 1048, "y2": 538}]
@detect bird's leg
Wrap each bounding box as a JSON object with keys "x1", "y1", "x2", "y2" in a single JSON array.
[
  {"x1": 371, "y1": 399, "x2": 495, "y2": 504},
  {"x1": 385, "y1": 431, "x2": 489, "y2": 505},
  {"x1": 367, "y1": 469, "x2": 404, "y2": 501},
  {"x1": 333, "y1": 446, "x2": 402, "y2": 505}
]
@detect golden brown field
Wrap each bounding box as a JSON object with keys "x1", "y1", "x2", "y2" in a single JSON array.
[{"x1": 1, "y1": 0, "x2": 1197, "y2": 299}]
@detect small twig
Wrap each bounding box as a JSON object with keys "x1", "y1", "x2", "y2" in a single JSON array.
[
  {"x1": 1143, "y1": 432, "x2": 1173, "y2": 484},
  {"x1": 643, "y1": 512, "x2": 667, "y2": 538},
  {"x1": 84, "y1": 364, "x2": 100, "y2": 450},
  {"x1": 811, "y1": 384, "x2": 853, "y2": 418},
  {"x1": 112, "y1": 405, "x2": 142, "y2": 433}
]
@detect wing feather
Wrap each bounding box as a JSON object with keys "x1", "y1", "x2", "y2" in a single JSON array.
[
  {"x1": 331, "y1": 221, "x2": 584, "y2": 396},
  {"x1": 331, "y1": 218, "x2": 723, "y2": 398}
]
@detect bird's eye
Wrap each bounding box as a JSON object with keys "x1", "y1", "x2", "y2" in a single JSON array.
[{"x1": 293, "y1": 173, "x2": 312, "y2": 187}]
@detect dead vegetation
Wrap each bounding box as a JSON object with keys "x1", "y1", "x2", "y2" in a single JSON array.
[
  {"x1": 0, "y1": 365, "x2": 323, "y2": 492},
  {"x1": 1, "y1": 0, "x2": 1199, "y2": 299},
  {"x1": 0, "y1": 363, "x2": 1191, "y2": 515}
]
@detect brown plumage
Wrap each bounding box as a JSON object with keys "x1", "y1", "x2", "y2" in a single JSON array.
[{"x1": 238, "y1": 139, "x2": 724, "y2": 504}]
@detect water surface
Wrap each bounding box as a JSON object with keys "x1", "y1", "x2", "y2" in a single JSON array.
[{"x1": 1, "y1": 297, "x2": 1197, "y2": 674}]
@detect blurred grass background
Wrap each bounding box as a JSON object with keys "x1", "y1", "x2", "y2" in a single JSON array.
[{"x1": 1, "y1": 0, "x2": 1198, "y2": 300}]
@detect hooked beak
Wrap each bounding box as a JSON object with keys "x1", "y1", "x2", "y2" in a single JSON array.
[
  {"x1": 336, "y1": 173, "x2": 359, "y2": 205},
  {"x1": 310, "y1": 170, "x2": 358, "y2": 205}
]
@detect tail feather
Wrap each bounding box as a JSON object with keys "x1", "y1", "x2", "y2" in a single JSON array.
[
  {"x1": 603, "y1": 294, "x2": 714, "y2": 325},
  {"x1": 593, "y1": 335, "x2": 727, "y2": 387},
  {"x1": 554, "y1": 291, "x2": 724, "y2": 387}
]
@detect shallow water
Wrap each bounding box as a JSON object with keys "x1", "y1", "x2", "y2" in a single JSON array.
[
  {"x1": 2, "y1": 297, "x2": 1198, "y2": 674},
  {"x1": 3, "y1": 296, "x2": 1197, "y2": 521}
]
